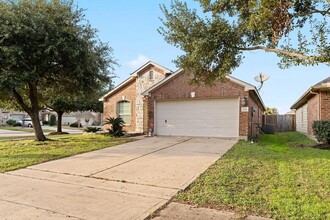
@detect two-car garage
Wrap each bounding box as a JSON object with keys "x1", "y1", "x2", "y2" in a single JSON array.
[
  {"x1": 143, "y1": 70, "x2": 265, "y2": 139},
  {"x1": 155, "y1": 98, "x2": 240, "y2": 138}
]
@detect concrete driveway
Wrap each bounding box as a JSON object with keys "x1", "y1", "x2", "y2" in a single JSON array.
[{"x1": 0, "y1": 137, "x2": 237, "y2": 220}]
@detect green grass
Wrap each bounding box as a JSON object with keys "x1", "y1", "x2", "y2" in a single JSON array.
[
  {"x1": 176, "y1": 132, "x2": 330, "y2": 220},
  {"x1": 0, "y1": 134, "x2": 131, "y2": 173}
]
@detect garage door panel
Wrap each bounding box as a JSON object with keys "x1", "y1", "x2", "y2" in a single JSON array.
[{"x1": 156, "y1": 99, "x2": 239, "y2": 137}]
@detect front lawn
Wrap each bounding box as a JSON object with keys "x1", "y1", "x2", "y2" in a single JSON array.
[
  {"x1": 0, "y1": 134, "x2": 131, "y2": 173},
  {"x1": 176, "y1": 132, "x2": 330, "y2": 220}
]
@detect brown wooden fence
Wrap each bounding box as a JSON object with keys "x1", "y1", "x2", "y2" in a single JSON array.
[{"x1": 263, "y1": 114, "x2": 296, "y2": 132}]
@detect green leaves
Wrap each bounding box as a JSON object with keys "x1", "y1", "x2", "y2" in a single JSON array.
[
  {"x1": 104, "y1": 117, "x2": 126, "y2": 137},
  {"x1": 312, "y1": 120, "x2": 330, "y2": 145},
  {"x1": 159, "y1": 1, "x2": 243, "y2": 84},
  {"x1": 0, "y1": 0, "x2": 116, "y2": 140},
  {"x1": 160, "y1": 0, "x2": 330, "y2": 84}
]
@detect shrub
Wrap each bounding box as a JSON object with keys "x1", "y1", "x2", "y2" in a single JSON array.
[
  {"x1": 12, "y1": 122, "x2": 22, "y2": 127},
  {"x1": 42, "y1": 121, "x2": 49, "y2": 125},
  {"x1": 84, "y1": 127, "x2": 101, "y2": 133},
  {"x1": 103, "y1": 116, "x2": 126, "y2": 137},
  {"x1": 312, "y1": 120, "x2": 330, "y2": 144},
  {"x1": 49, "y1": 115, "x2": 56, "y2": 126},
  {"x1": 70, "y1": 122, "x2": 78, "y2": 127},
  {"x1": 6, "y1": 119, "x2": 16, "y2": 126},
  {"x1": 70, "y1": 122, "x2": 82, "y2": 128}
]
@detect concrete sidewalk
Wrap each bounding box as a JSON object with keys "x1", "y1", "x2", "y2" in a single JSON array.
[{"x1": 0, "y1": 137, "x2": 236, "y2": 220}]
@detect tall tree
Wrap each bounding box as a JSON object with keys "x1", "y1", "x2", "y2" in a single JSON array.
[
  {"x1": 159, "y1": 0, "x2": 330, "y2": 84},
  {"x1": 265, "y1": 107, "x2": 279, "y2": 115},
  {"x1": 46, "y1": 88, "x2": 107, "y2": 133},
  {"x1": 0, "y1": 0, "x2": 115, "y2": 140}
]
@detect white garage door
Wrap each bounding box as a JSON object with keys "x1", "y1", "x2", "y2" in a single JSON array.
[{"x1": 155, "y1": 98, "x2": 239, "y2": 137}]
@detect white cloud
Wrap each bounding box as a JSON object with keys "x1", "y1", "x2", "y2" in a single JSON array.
[{"x1": 127, "y1": 55, "x2": 149, "y2": 69}]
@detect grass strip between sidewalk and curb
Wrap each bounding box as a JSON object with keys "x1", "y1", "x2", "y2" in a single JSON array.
[
  {"x1": 0, "y1": 134, "x2": 132, "y2": 173},
  {"x1": 176, "y1": 132, "x2": 330, "y2": 220}
]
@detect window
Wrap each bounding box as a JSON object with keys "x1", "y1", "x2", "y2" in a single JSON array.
[
  {"x1": 149, "y1": 71, "x2": 154, "y2": 80},
  {"x1": 117, "y1": 101, "x2": 131, "y2": 125}
]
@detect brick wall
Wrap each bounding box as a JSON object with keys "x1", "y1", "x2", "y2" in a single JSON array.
[
  {"x1": 248, "y1": 91, "x2": 264, "y2": 139},
  {"x1": 307, "y1": 94, "x2": 320, "y2": 136},
  {"x1": 103, "y1": 80, "x2": 137, "y2": 132},
  {"x1": 320, "y1": 91, "x2": 330, "y2": 120},
  {"x1": 147, "y1": 71, "x2": 264, "y2": 138}
]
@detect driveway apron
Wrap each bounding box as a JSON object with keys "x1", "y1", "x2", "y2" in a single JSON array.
[{"x1": 0, "y1": 137, "x2": 237, "y2": 220}]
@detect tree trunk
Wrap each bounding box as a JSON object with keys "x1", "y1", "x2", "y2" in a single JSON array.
[
  {"x1": 56, "y1": 111, "x2": 63, "y2": 133},
  {"x1": 30, "y1": 110, "x2": 46, "y2": 141},
  {"x1": 12, "y1": 87, "x2": 46, "y2": 141}
]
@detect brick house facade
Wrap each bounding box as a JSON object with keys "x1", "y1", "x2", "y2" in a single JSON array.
[
  {"x1": 291, "y1": 77, "x2": 330, "y2": 138},
  {"x1": 143, "y1": 70, "x2": 265, "y2": 139},
  {"x1": 100, "y1": 62, "x2": 265, "y2": 139},
  {"x1": 99, "y1": 61, "x2": 172, "y2": 132}
]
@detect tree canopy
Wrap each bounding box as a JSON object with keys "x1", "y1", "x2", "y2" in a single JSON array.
[
  {"x1": 159, "y1": 0, "x2": 330, "y2": 84},
  {"x1": 0, "y1": 0, "x2": 116, "y2": 140},
  {"x1": 46, "y1": 85, "x2": 108, "y2": 133},
  {"x1": 265, "y1": 107, "x2": 279, "y2": 115}
]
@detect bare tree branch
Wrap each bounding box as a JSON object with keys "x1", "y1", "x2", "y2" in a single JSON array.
[
  {"x1": 238, "y1": 46, "x2": 327, "y2": 63},
  {"x1": 293, "y1": 8, "x2": 330, "y2": 17},
  {"x1": 12, "y1": 89, "x2": 31, "y2": 114}
]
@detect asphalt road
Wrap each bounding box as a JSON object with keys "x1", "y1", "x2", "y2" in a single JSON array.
[{"x1": 0, "y1": 126, "x2": 83, "y2": 137}]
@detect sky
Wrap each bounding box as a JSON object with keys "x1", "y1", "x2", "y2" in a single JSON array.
[{"x1": 76, "y1": 0, "x2": 329, "y2": 114}]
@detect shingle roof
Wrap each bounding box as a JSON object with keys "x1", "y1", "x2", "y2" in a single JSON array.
[
  {"x1": 313, "y1": 77, "x2": 330, "y2": 87},
  {"x1": 291, "y1": 76, "x2": 330, "y2": 110}
]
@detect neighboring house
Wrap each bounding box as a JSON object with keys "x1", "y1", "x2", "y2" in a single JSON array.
[
  {"x1": 0, "y1": 109, "x2": 28, "y2": 125},
  {"x1": 100, "y1": 61, "x2": 265, "y2": 139},
  {"x1": 291, "y1": 77, "x2": 330, "y2": 138},
  {"x1": 40, "y1": 109, "x2": 102, "y2": 126},
  {"x1": 61, "y1": 111, "x2": 101, "y2": 127}
]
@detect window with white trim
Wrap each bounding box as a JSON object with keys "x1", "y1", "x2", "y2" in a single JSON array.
[{"x1": 117, "y1": 101, "x2": 131, "y2": 125}]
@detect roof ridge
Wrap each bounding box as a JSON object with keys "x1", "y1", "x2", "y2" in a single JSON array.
[{"x1": 313, "y1": 76, "x2": 330, "y2": 87}]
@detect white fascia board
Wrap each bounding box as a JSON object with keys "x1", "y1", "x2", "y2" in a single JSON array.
[
  {"x1": 98, "y1": 76, "x2": 136, "y2": 101},
  {"x1": 131, "y1": 61, "x2": 172, "y2": 77}
]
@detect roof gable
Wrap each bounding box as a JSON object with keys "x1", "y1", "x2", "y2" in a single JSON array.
[
  {"x1": 99, "y1": 61, "x2": 172, "y2": 101},
  {"x1": 142, "y1": 69, "x2": 265, "y2": 109},
  {"x1": 291, "y1": 76, "x2": 330, "y2": 109},
  {"x1": 131, "y1": 61, "x2": 172, "y2": 77}
]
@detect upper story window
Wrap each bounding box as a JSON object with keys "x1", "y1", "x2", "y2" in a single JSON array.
[
  {"x1": 149, "y1": 71, "x2": 154, "y2": 80},
  {"x1": 117, "y1": 101, "x2": 131, "y2": 125}
]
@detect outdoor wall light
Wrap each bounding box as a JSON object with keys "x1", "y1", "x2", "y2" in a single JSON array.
[{"x1": 241, "y1": 97, "x2": 248, "y2": 106}]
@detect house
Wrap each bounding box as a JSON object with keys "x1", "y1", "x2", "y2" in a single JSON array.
[
  {"x1": 40, "y1": 109, "x2": 102, "y2": 126},
  {"x1": 0, "y1": 109, "x2": 28, "y2": 125},
  {"x1": 100, "y1": 61, "x2": 265, "y2": 139},
  {"x1": 99, "y1": 61, "x2": 173, "y2": 133},
  {"x1": 291, "y1": 77, "x2": 330, "y2": 138},
  {"x1": 61, "y1": 111, "x2": 101, "y2": 126}
]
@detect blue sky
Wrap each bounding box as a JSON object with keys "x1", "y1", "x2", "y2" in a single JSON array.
[{"x1": 76, "y1": 0, "x2": 329, "y2": 113}]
